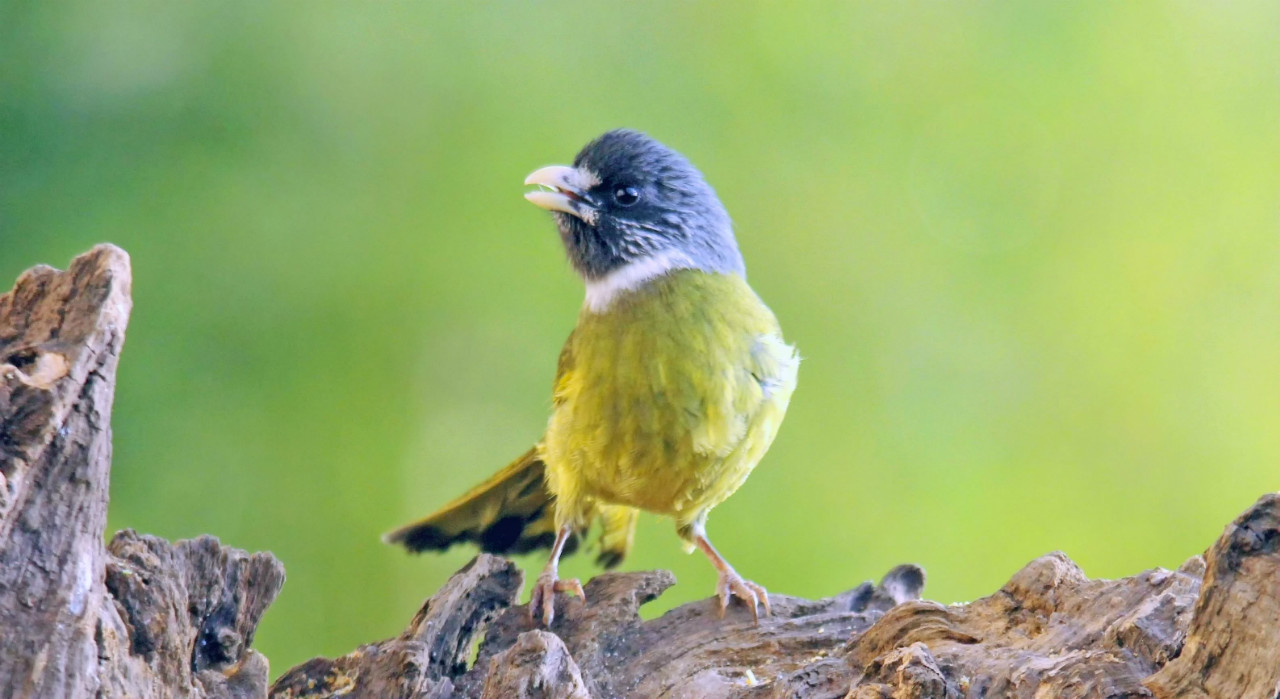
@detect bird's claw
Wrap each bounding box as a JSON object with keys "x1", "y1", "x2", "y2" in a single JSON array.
[
  {"x1": 529, "y1": 572, "x2": 585, "y2": 626},
  {"x1": 715, "y1": 569, "x2": 771, "y2": 622}
]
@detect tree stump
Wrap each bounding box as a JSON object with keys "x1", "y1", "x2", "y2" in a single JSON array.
[
  {"x1": 1, "y1": 246, "x2": 1276, "y2": 698},
  {"x1": 0, "y1": 246, "x2": 284, "y2": 697}
]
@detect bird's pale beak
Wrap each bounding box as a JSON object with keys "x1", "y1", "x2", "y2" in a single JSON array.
[{"x1": 524, "y1": 165, "x2": 599, "y2": 223}]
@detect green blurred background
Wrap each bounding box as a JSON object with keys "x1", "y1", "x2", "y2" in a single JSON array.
[{"x1": 2, "y1": 1, "x2": 1277, "y2": 674}]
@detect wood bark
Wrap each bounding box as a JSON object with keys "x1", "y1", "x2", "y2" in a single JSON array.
[{"x1": 1, "y1": 246, "x2": 1277, "y2": 698}]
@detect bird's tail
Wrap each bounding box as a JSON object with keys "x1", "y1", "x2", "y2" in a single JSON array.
[{"x1": 383, "y1": 446, "x2": 635, "y2": 568}]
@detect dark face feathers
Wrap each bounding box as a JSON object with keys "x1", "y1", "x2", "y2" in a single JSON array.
[{"x1": 553, "y1": 130, "x2": 745, "y2": 280}]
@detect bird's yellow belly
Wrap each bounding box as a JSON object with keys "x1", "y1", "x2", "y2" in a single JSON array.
[
  {"x1": 588, "y1": 410, "x2": 785, "y2": 518},
  {"x1": 541, "y1": 271, "x2": 796, "y2": 530}
]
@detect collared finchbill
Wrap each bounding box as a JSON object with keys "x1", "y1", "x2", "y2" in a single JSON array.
[{"x1": 524, "y1": 165, "x2": 599, "y2": 221}]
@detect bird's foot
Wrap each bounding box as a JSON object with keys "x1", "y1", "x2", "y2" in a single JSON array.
[
  {"x1": 715, "y1": 568, "x2": 771, "y2": 622},
  {"x1": 528, "y1": 571, "x2": 585, "y2": 626}
]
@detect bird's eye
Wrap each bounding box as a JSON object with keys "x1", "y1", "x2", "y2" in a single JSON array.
[{"x1": 613, "y1": 185, "x2": 640, "y2": 206}]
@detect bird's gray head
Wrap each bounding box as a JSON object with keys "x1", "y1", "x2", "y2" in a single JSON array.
[{"x1": 524, "y1": 130, "x2": 744, "y2": 286}]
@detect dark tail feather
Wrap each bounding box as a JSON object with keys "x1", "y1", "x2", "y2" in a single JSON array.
[
  {"x1": 384, "y1": 447, "x2": 579, "y2": 557},
  {"x1": 594, "y1": 504, "x2": 638, "y2": 569}
]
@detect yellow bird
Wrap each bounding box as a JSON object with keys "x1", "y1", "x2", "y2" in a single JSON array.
[{"x1": 386, "y1": 130, "x2": 798, "y2": 624}]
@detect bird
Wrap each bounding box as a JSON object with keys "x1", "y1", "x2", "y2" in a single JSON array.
[{"x1": 385, "y1": 129, "x2": 799, "y2": 625}]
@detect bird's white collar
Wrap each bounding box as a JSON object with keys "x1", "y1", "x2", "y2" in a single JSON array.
[{"x1": 583, "y1": 250, "x2": 695, "y2": 313}]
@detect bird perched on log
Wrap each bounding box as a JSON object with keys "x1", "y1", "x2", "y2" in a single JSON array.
[{"x1": 386, "y1": 130, "x2": 799, "y2": 625}]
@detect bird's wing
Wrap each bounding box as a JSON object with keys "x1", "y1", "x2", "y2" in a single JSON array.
[
  {"x1": 551, "y1": 327, "x2": 577, "y2": 407},
  {"x1": 747, "y1": 333, "x2": 800, "y2": 404},
  {"x1": 689, "y1": 329, "x2": 799, "y2": 460}
]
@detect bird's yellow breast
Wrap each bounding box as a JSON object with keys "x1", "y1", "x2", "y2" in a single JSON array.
[{"x1": 542, "y1": 270, "x2": 798, "y2": 530}]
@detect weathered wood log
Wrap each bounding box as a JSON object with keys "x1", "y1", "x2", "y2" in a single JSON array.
[
  {"x1": 0, "y1": 247, "x2": 285, "y2": 698},
  {"x1": 271, "y1": 494, "x2": 1278, "y2": 699},
  {"x1": 1, "y1": 246, "x2": 1277, "y2": 699},
  {"x1": 1144, "y1": 495, "x2": 1280, "y2": 699}
]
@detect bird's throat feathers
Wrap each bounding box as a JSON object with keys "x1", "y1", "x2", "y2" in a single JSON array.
[{"x1": 583, "y1": 249, "x2": 708, "y2": 313}]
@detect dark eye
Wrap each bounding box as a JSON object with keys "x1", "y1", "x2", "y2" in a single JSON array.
[{"x1": 613, "y1": 185, "x2": 640, "y2": 206}]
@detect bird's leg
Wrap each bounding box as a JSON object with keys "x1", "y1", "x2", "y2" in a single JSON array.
[
  {"x1": 528, "y1": 524, "x2": 585, "y2": 626},
  {"x1": 694, "y1": 531, "x2": 771, "y2": 622}
]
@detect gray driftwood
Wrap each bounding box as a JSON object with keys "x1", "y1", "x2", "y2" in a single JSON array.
[
  {"x1": 1, "y1": 246, "x2": 1277, "y2": 699},
  {"x1": 0, "y1": 247, "x2": 284, "y2": 697},
  {"x1": 272, "y1": 496, "x2": 1279, "y2": 699}
]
